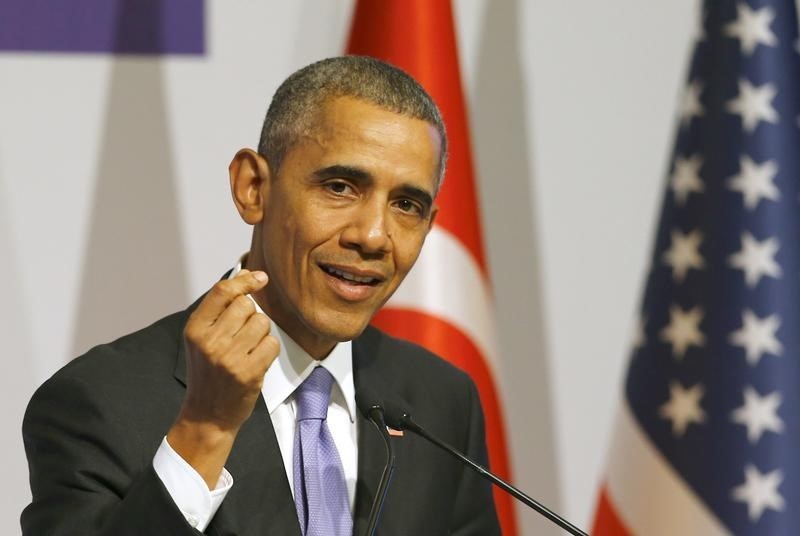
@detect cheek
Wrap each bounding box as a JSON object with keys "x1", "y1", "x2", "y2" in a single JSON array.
[
  {"x1": 299, "y1": 202, "x2": 345, "y2": 247},
  {"x1": 393, "y1": 233, "x2": 428, "y2": 275},
  {"x1": 287, "y1": 208, "x2": 338, "y2": 272}
]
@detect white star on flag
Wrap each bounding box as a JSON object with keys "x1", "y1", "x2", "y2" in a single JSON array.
[
  {"x1": 731, "y1": 386, "x2": 784, "y2": 443},
  {"x1": 670, "y1": 154, "x2": 705, "y2": 205},
  {"x1": 728, "y1": 232, "x2": 782, "y2": 287},
  {"x1": 727, "y1": 155, "x2": 780, "y2": 210},
  {"x1": 659, "y1": 381, "x2": 706, "y2": 436},
  {"x1": 680, "y1": 81, "x2": 704, "y2": 127},
  {"x1": 724, "y1": 3, "x2": 778, "y2": 55},
  {"x1": 660, "y1": 304, "x2": 705, "y2": 358},
  {"x1": 726, "y1": 79, "x2": 779, "y2": 132},
  {"x1": 731, "y1": 464, "x2": 785, "y2": 522},
  {"x1": 729, "y1": 309, "x2": 783, "y2": 366},
  {"x1": 662, "y1": 228, "x2": 705, "y2": 282}
]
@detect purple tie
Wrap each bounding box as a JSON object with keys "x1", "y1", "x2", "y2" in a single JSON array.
[{"x1": 293, "y1": 366, "x2": 352, "y2": 536}]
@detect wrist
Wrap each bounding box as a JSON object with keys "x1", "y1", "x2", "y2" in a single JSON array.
[
  {"x1": 167, "y1": 417, "x2": 238, "y2": 489},
  {"x1": 169, "y1": 415, "x2": 237, "y2": 447}
]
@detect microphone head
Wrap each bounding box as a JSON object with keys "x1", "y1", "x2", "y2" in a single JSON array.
[
  {"x1": 356, "y1": 388, "x2": 413, "y2": 430},
  {"x1": 381, "y1": 398, "x2": 412, "y2": 431},
  {"x1": 355, "y1": 387, "x2": 384, "y2": 418}
]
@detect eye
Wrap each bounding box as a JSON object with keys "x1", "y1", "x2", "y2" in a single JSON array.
[
  {"x1": 394, "y1": 198, "x2": 424, "y2": 216},
  {"x1": 325, "y1": 180, "x2": 355, "y2": 196}
]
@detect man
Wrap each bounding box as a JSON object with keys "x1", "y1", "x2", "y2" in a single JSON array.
[{"x1": 22, "y1": 56, "x2": 500, "y2": 535}]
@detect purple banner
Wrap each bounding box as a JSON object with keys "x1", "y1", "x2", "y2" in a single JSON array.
[{"x1": 0, "y1": 0, "x2": 204, "y2": 55}]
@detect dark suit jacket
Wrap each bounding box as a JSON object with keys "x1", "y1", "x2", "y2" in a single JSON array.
[{"x1": 22, "y1": 301, "x2": 501, "y2": 535}]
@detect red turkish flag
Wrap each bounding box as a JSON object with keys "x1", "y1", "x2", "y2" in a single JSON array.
[{"x1": 347, "y1": 2, "x2": 518, "y2": 534}]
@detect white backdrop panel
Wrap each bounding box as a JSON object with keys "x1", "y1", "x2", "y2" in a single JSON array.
[{"x1": 0, "y1": 1, "x2": 698, "y2": 534}]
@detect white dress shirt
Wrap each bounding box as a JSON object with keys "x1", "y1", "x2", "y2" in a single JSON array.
[{"x1": 153, "y1": 261, "x2": 358, "y2": 531}]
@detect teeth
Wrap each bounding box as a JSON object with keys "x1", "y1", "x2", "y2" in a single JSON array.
[{"x1": 327, "y1": 267, "x2": 376, "y2": 284}]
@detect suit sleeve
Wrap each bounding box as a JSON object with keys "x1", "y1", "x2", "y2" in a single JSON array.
[
  {"x1": 449, "y1": 378, "x2": 502, "y2": 535},
  {"x1": 21, "y1": 374, "x2": 203, "y2": 536}
]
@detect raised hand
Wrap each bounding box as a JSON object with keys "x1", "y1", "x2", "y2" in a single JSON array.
[{"x1": 167, "y1": 269, "x2": 279, "y2": 487}]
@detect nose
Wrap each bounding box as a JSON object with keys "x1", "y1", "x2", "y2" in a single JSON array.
[{"x1": 340, "y1": 199, "x2": 392, "y2": 255}]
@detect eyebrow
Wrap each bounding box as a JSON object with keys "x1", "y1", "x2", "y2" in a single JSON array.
[{"x1": 313, "y1": 165, "x2": 371, "y2": 182}]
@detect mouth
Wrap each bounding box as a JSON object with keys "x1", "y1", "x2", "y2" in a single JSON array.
[{"x1": 318, "y1": 263, "x2": 385, "y2": 286}]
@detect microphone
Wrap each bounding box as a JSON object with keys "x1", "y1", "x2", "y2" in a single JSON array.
[
  {"x1": 381, "y1": 400, "x2": 590, "y2": 536},
  {"x1": 355, "y1": 389, "x2": 397, "y2": 536}
]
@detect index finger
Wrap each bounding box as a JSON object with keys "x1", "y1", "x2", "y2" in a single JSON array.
[{"x1": 192, "y1": 269, "x2": 269, "y2": 325}]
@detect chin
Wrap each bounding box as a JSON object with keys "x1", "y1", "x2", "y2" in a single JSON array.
[{"x1": 308, "y1": 310, "x2": 373, "y2": 343}]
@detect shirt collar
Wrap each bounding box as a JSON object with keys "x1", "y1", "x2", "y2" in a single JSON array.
[{"x1": 229, "y1": 257, "x2": 356, "y2": 422}]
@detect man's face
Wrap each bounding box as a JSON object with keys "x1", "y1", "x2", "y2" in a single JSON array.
[{"x1": 253, "y1": 96, "x2": 440, "y2": 356}]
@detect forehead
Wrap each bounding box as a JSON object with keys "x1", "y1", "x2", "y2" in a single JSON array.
[{"x1": 296, "y1": 97, "x2": 442, "y2": 190}]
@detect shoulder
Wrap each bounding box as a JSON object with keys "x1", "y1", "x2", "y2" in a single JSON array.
[
  {"x1": 356, "y1": 324, "x2": 474, "y2": 387},
  {"x1": 24, "y1": 306, "x2": 195, "y2": 460},
  {"x1": 26, "y1": 307, "x2": 192, "y2": 428},
  {"x1": 55, "y1": 307, "x2": 189, "y2": 384}
]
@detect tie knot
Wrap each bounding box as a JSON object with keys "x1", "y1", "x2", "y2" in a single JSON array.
[{"x1": 295, "y1": 366, "x2": 335, "y2": 421}]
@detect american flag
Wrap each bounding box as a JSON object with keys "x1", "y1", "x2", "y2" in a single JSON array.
[{"x1": 594, "y1": 1, "x2": 800, "y2": 534}]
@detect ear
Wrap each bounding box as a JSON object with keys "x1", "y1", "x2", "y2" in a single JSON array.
[{"x1": 229, "y1": 148, "x2": 271, "y2": 224}]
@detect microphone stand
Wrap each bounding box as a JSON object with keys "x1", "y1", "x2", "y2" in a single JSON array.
[
  {"x1": 398, "y1": 414, "x2": 589, "y2": 536},
  {"x1": 363, "y1": 406, "x2": 396, "y2": 536}
]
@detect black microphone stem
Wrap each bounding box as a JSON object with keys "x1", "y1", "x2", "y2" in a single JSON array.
[
  {"x1": 364, "y1": 408, "x2": 396, "y2": 536},
  {"x1": 405, "y1": 420, "x2": 589, "y2": 536}
]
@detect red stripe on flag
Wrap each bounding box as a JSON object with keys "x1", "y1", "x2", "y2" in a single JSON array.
[
  {"x1": 592, "y1": 485, "x2": 632, "y2": 536},
  {"x1": 348, "y1": 1, "x2": 516, "y2": 532},
  {"x1": 371, "y1": 308, "x2": 517, "y2": 536}
]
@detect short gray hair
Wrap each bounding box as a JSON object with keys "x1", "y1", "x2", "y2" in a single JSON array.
[{"x1": 258, "y1": 56, "x2": 447, "y2": 186}]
